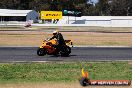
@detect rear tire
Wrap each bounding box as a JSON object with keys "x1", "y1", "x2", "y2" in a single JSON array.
[
  {"x1": 37, "y1": 48, "x2": 46, "y2": 56},
  {"x1": 60, "y1": 46, "x2": 71, "y2": 57}
]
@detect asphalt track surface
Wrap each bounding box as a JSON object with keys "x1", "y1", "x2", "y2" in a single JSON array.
[{"x1": 0, "y1": 47, "x2": 132, "y2": 62}]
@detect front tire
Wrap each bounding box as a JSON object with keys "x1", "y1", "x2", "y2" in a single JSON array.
[{"x1": 37, "y1": 48, "x2": 46, "y2": 56}]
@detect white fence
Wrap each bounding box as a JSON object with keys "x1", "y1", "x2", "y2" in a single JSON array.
[
  {"x1": 1, "y1": 16, "x2": 132, "y2": 27},
  {"x1": 57, "y1": 16, "x2": 132, "y2": 27}
]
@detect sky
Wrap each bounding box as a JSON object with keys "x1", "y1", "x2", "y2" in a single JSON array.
[
  {"x1": 87, "y1": 0, "x2": 99, "y2": 6},
  {"x1": 90, "y1": 0, "x2": 99, "y2": 3}
]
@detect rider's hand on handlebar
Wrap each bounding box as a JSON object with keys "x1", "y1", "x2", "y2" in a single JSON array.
[{"x1": 45, "y1": 38, "x2": 50, "y2": 41}]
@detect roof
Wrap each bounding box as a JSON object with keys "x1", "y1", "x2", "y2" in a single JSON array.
[{"x1": 0, "y1": 9, "x2": 33, "y2": 16}]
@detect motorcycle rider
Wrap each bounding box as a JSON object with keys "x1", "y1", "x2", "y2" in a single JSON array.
[{"x1": 48, "y1": 30, "x2": 66, "y2": 51}]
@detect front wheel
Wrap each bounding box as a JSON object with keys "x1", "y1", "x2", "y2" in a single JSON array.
[{"x1": 37, "y1": 48, "x2": 46, "y2": 56}]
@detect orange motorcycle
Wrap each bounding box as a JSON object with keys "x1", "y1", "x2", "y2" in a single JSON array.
[{"x1": 37, "y1": 39, "x2": 73, "y2": 57}]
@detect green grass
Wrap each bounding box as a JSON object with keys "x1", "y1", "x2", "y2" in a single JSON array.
[{"x1": 0, "y1": 62, "x2": 131, "y2": 84}]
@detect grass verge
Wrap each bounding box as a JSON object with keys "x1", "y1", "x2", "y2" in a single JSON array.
[
  {"x1": 0, "y1": 62, "x2": 131, "y2": 84},
  {"x1": 1, "y1": 31, "x2": 132, "y2": 46}
]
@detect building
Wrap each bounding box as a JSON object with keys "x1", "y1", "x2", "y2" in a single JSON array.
[{"x1": 0, "y1": 9, "x2": 39, "y2": 23}]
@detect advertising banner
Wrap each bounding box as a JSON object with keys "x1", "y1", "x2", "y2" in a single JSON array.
[{"x1": 41, "y1": 11, "x2": 62, "y2": 19}]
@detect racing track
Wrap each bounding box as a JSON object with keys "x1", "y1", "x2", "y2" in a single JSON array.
[{"x1": 0, "y1": 47, "x2": 132, "y2": 62}]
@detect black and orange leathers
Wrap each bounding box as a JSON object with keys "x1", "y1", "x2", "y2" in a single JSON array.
[{"x1": 49, "y1": 33, "x2": 66, "y2": 50}]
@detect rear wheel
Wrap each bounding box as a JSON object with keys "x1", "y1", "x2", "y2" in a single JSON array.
[
  {"x1": 37, "y1": 48, "x2": 46, "y2": 56},
  {"x1": 60, "y1": 46, "x2": 71, "y2": 57}
]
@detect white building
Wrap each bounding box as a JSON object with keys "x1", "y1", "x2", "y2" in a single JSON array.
[{"x1": 0, "y1": 9, "x2": 39, "y2": 23}]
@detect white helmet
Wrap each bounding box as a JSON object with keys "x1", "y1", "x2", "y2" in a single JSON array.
[{"x1": 53, "y1": 30, "x2": 59, "y2": 35}]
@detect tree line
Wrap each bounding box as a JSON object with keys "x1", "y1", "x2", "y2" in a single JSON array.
[{"x1": 0, "y1": 0, "x2": 132, "y2": 16}]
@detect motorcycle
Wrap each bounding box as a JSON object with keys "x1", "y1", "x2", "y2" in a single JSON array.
[{"x1": 37, "y1": 39, "x2": 73, "y2": 57}]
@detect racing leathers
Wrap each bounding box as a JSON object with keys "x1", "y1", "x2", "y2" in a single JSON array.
[{"x1": 49, "y1": 33, "x2": 65, "y2": 51}]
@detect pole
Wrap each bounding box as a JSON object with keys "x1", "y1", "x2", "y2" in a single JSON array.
[
  {"x1": 68, "y1": 16, "x2": 69, "y2": 24},
  {"x1": 75, "y1": 16, "x2": 76, "y2": 23},
  {"x1": 0, "y1": 16, "x2": 2, "y2": 23}
]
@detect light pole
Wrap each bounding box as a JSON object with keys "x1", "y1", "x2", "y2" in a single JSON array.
[{"x1": 127, "y1": 7, "x2": 130, "y2": 16}]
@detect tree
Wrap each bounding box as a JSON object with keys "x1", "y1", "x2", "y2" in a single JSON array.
[
  {"x1": 1, "y1": 0, "x2": 132, "y2": 16},
  {"x1": 97, "y1": 0, "x2": 132, "y2": 16},
  {"x1": 97, "y1": 0, "x2": 109, "y2": 15}
]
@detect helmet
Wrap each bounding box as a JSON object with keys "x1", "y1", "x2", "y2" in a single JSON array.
[{"x1": 53, "y1": 30, "x2": 59, "y2": 35}]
